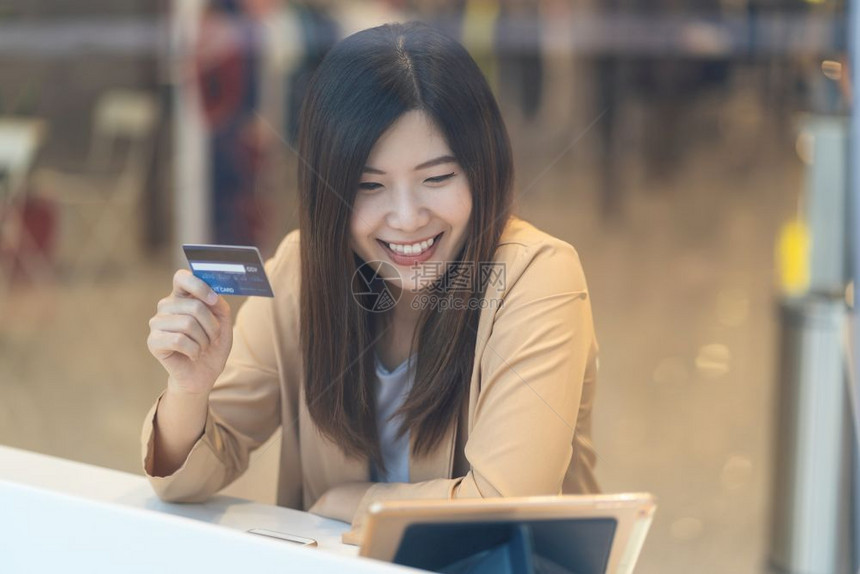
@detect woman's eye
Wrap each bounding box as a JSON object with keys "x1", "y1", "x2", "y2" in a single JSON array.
[
  {"x1": 425, "y1": 172, "x2": 456, "y2": 185},
  {"x1": 359, "y1": 182, "x2": 383, "y2": 191}
]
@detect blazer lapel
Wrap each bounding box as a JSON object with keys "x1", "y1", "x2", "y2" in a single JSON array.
[
  {"x1": 408, "y1": 270, "x2": 503, "y2": 484},
  {"x1": 318, "y1": 436, "x2": 370, "y2": 482},
  {"x1": 409, "y1": 412, "x2": 457, "y2": 482},
  {"x1": 298, "y1": 386, "x2": 369, "y2": 507}
]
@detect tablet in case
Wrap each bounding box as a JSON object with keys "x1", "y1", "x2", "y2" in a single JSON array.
[{"x1": 360, "y1": 493, "x2": 656, "y2": 574}]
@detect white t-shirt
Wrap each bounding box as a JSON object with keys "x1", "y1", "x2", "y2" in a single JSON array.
[{"x1": 371, "y1": 352, "x2": 416, "y2": 483}]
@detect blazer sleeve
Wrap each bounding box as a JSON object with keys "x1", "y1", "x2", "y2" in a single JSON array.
[
  {"x1": 311, "y1": 239, "x2": 597, "y2": 543},
  {"x1": 140, "y1": 241, "x2": 292, "y2": 503}
]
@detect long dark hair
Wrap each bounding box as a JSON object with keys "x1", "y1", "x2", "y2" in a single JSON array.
[{"x1": 298, "y1": 21, "x2": 513, "y2": 467}]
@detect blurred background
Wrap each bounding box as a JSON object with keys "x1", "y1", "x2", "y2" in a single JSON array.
[{"x1": 0, "y1": 1, "x2": 855, "y2": 573}]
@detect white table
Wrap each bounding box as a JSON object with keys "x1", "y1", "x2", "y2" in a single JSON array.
[{"x1": 0, "y1": 444, "x2": 418, "y2": 573}]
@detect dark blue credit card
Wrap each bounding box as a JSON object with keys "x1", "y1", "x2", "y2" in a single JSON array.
[{"x1": 182, "y1": 244, "x2": 274, "y2": 297}]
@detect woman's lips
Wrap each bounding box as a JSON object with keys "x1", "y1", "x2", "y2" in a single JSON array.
[{"x1": 376, "y1": 232, "x2": 443, "y2": 266}]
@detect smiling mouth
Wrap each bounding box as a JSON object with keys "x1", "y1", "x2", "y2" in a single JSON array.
[{"x1": 376, "y1": 232, "x2": 444, "y2": 258}]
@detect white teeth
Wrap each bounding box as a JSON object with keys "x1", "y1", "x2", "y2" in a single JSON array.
[{"x1": 386, "y1": 235, "x2": 437, "y2": 256}]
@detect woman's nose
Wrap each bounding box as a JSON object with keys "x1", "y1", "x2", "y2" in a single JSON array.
[{"x1": 386, "y1": 185, "x2": 429, "y2": 232}]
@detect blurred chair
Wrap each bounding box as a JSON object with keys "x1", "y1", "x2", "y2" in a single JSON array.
[
  {"x1": 34, "y1": 89, "x2": 159, "y2": 275},
  {"x1": 0, "y1": 117, "x2": 50, "y2": 291}
]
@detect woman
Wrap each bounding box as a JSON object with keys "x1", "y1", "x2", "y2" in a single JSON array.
[{"x1": 143, "y1": 21, "x2": 599, "y2": 545}]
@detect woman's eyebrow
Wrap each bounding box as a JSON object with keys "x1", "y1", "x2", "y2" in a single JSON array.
[{"x1": 362, "y1": 155, "x2": 457, "y2": 174}]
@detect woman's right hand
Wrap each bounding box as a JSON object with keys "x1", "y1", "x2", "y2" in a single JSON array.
[{"x1": 147, "y1": 269, "x2": 234, "y2": 395}]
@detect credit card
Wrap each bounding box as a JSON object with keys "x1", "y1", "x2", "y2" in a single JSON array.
[{"x1": 182, "y1": 244, "x2": 274, "y2": 298}]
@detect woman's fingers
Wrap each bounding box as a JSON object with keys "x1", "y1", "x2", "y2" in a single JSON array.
[
  {"x1": 156, "y1": 297, "x2": 221, "y2": 344},
  {"x1": 147, "y1": 330, "x2": 202, "y2": 361},
  {"x1": 147, "y1": 270, "x2": 234, "y2": 392},
  {"x1": 149, "y1": 314, "x2": 211, "y2": 350},
  {"x1": 172, "y1": 269, "x2": 219, "y2": 305}
]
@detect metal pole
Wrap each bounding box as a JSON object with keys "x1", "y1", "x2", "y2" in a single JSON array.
[
  {"x1": 849, "y1": 0, "x2": 860, "y2": 569},
  {"x1": 171, "y1": 0, "x2": 211, "y2": 264}
]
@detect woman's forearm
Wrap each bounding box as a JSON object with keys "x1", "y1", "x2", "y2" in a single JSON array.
[{"x1": 149, "y1": 379, "x2": 211, "y2": 477}]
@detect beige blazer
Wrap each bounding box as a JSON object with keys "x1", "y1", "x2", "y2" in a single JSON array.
[{"x1": 141, "y1": 215, "x2": 600, "y2": 543}]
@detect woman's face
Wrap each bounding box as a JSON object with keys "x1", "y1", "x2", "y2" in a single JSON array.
[{"x1": 350, "y1": 110, "x2": 473, "y2": 293}]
